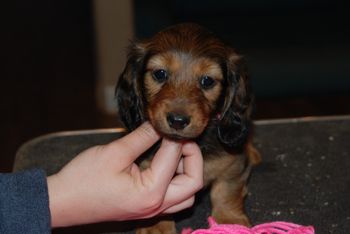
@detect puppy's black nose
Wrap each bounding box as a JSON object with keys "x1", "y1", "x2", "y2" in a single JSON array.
[{"x1": 167, "y1": 112, "x2": 190, "y2": 130}]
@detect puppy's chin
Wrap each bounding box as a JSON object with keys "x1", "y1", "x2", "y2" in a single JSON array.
[
  {"x1": 151, "y1": 123, "x2": 203, "y2": 141},
  {"x1": 156, "y1": 129, "x2": 199, "y2": 142},
  {"x1": 162, "y1": 133, "x2": 194, "y2": 141}
]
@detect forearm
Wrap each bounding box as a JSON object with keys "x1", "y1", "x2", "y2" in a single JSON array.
[{"x1": 0, "y1": 169, "x2": 51, "y2": 233}]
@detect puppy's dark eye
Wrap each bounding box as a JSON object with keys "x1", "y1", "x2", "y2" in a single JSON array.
[
  {"x1": 199, "y1": 76, "x2": 216, "y2": 90},
  {"x1": 152, "y1": 69, "x2": 168, "y2": 83}
]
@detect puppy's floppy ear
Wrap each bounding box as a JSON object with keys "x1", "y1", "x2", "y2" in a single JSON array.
[
  {"x1": 217, "y1": 52, "x2": 254, "y2": 149},
  {"x1": 115, "y1": 42, "x2": 147, "y2": 131}
]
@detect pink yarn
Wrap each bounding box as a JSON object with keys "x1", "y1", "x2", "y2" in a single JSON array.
[{"x1": 181, "y1": 217, "x2": 315, "y2": 234}]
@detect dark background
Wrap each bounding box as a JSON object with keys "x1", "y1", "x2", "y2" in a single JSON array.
[{"x1": 1, "y1": 0, "x2": 349, "y2": 172}]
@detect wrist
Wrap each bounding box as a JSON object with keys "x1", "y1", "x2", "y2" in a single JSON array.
[{"x1": 47, "y1": 174, "x2": 75, "y2": 227}]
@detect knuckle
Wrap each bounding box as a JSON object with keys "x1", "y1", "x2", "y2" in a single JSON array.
[
  {"x1": 140, "y1": 188, "x2": 164, "y2": 211},
  {"x1": 143, "y1": 195, "x2": 163, "y2": 211},
  {"x1": 193, "y1": 177, "x2": 204, "y2": 191}
]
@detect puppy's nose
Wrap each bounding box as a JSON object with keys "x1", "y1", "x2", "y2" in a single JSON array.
[{"x1": 167, "y1": 112, "x2": 190, "y2": 130}]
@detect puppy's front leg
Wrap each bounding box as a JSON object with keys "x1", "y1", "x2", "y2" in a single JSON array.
[{"x1": 210, "y1": 177, "x2": 250, "y2": 226}]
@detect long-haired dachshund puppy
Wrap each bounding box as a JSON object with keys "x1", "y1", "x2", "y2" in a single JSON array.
[{"x1": 116, "y1": 23, "x2": 261, "y2": 234}]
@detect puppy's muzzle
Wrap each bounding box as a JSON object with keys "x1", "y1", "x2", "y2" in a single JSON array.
[{"x1": 166, "y1": 112, "x2": 191, "y2": 130}]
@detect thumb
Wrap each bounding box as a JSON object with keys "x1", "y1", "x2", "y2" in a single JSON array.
[{"x1": 106, "y1": 122, "x2": 160, "y2": 162}]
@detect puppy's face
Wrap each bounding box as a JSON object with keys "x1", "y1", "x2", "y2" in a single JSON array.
[
  {"x1": 116, "y1": 23, "x2": 252, "y2": 148},
  {"x1": 144, "y1": 52, "x2": 223, "y2": 139}
]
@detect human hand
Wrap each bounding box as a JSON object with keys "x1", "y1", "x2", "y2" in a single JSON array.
[{"x1": 47, "y1": 122, "x2": 203, "y2": 227}]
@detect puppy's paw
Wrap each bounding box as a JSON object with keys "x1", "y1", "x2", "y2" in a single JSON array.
[{"x1": 136, "y1": 220, "x2": 176, "y2": 234}]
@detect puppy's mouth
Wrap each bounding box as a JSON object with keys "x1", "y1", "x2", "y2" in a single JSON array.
[
  {"x1": 151, "y1": 120, "x2": 205, "y2": 141},
  {"x1": 154, "y1": 126, "x2": 199, "y2": 141},
  {"x1": 147, "y1": 111, "x2": 208, "y2": 141}
]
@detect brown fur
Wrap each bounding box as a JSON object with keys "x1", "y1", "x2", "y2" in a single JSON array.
[{"x1": 116, "y1": 23, "x2": 261, "y2": 234}]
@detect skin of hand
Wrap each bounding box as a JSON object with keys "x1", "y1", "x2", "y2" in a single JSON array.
[{"x1": 47, "y1": 122, "x2": 204, "y2": 228}]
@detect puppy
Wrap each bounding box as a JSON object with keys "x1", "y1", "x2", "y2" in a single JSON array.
[{"x1": 115, "y1": 23, "x2": 261, "y2": 234}]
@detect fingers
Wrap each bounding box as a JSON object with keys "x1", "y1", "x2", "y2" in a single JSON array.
[
  {"x1": 145, "y1": 138, "x2": 182, "y2": 190},
  {"x1": 107, "y1": 122, "x2": 160, "y2": 162},
  {"x1": 139, "y1": 140, "x2": 202, "y2": 215},
  {"x1": 107, "y1": 125, "x2": 203, "y2": 216},
  {"x1": 176, "y1": 158, "x2": 184, "y2": 174},
  {"x1": 174, "y1": 141, "x2": 204, "y2": 188},
  {"x1": 161, "y1": 142, "x2": 203, "y2": 210}
]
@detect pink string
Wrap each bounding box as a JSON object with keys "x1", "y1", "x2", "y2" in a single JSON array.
[{"x1": 181, "y1": 217, "x2": 315, "y2": 234}]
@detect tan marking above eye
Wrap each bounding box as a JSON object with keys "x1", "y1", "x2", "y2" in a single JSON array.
[
  {"x1": 192, "y1": 58, "x2": 223, "y2": 82},
  {"x1": 146, "y1": 52, "x2": 181, "y2": 74}
]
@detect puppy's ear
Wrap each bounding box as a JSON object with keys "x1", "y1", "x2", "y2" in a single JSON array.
[
  {"x1": 115, "y1": 42, "x2": 147, "y2": 130},
  {"x1": 217, "y1": 52, "x2": 254, "y2": 149}
]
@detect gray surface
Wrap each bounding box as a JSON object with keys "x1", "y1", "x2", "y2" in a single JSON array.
[{"x1": 14, "y1": 117, "x2": 350, "y2": 234}]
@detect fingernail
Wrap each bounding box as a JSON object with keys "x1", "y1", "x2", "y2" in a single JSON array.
[{"x1": 162, "y1": 138, "x2": 182, "y2": 149}]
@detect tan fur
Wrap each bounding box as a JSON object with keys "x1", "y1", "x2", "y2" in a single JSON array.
[{"x1": 144, "y1": 51, "x2": 223, "y2": 139}]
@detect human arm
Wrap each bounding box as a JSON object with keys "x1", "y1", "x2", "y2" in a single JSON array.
[{"x1": 0, "y1": 169, "x2": 50, "y2": 233}]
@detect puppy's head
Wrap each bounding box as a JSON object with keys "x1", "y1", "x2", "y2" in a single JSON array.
[{"x1": 116, "y1": 23, "x2": 253, "y2": 148}]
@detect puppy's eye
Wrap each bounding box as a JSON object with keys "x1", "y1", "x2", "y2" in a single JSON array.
[
  {"x1": 152, "y1": 69, "x2": 168, "y2": 83},
  {"x1": 199, "y1": 76, "x2": 216, "y2": 90}
]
